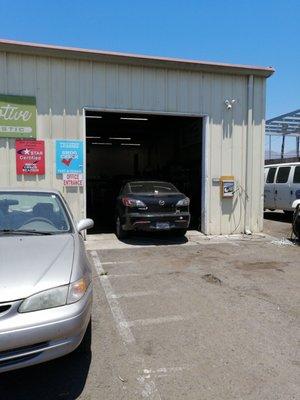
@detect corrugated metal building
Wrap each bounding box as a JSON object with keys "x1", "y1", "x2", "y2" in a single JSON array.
[{"x1": 0, "y1": 39, "x2": 274, "y2": 235}]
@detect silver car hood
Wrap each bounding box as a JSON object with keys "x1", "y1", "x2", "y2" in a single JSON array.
[{"x1": 0, "y1": 234, "x2": 74, "y2": 302}]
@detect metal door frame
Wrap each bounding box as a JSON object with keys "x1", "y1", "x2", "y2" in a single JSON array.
[{"x1": 82, "y1": 107, "x2": 209, "y2": 234}]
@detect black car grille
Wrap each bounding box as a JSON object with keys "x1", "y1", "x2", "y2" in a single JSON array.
[
  {"x1": 0, "y1": 352, "x2": 43, "y2": 368},
  {"x1": 146, "y1": 204, "x2": 176, "y2": 213},
  {"x1": 0, "y1": 305, "x2": 11, "y2": 314},
  {"x1": 0, "y1": 341, "x2": 49, "y2": 367},
  {"x1": 0, "y1": 341, "x2": 49, "y2": 359}
]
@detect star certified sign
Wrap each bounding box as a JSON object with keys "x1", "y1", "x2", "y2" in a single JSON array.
[{"x1": 16, "y1": 140, "x2": 45, "y2": 175}]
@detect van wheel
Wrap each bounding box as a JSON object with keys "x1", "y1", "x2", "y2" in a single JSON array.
[
  {"x1": 293, "y1": 211, "x2": 300, "y2": 238},
  {"x1": 116, "y1": 216, "x2": 127, "y2": 239}
]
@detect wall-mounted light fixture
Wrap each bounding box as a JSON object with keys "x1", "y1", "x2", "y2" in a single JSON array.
[
  {"x1": 121, "y1": 143, "x2": 141, "y2": 146},
  {"x1": 109, "y1": 137, "x2": 131, "y2": 140},
  {"x1": 120, "y1": 117, "x2": 148, "y2": 121},
  {"x1": 86, "y1": 115, "x2": 103, "y2": 119},
  {"x1": 91, "y1": 142, "x2": 112, "y2": 145},
  {"x1": 224, "y1": 99, "x2": 236, "y2": 110}
]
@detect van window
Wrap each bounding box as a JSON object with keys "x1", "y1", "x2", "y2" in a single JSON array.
[
  {"x1": 293, "y1": 166, "x2": 300, "y2": 183},
  {"x1": 266, "y1": 167, "x2": 276, "y2": 183},
  {"x1": 276, "y1": 167, "x2": 291, "y2": 183}
]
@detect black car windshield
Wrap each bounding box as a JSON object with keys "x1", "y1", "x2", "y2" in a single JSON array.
[
  {"x1": 0, "y1": 192, "x2": 72, "y2": 234},
  {"x1": 128, "y1": 182, "x2": 179, "y2": 195}
]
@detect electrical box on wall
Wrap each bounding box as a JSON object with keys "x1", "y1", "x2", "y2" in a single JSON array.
[{"x1": 220, "y1": 176, "x2": 235, "y2": 198}]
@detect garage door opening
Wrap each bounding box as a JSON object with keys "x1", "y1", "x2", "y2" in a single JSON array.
[{"x1": 85, "y1": 110, "x2": 203, "y2": 234}]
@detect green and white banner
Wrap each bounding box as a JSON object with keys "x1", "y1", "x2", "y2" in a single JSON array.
[{"x1": 0, "y1": 94, "x2": 36, "y2": 138}]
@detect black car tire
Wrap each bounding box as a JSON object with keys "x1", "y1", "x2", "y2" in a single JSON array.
[
  {"x1": 116, "y1": 215, "x2": 128, "y2": 239},
  {"x1": 173, "y1": 229, "x2": 187, "y2": 237},
  {"x1": 293, "y1": 218, "x2": 300, "y2": 238},
  {"x1": 75, "y1": 319, "x2": 91, "y2": 354}
]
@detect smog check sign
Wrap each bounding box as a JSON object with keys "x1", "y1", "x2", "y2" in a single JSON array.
[
  {"x1": 56, "y1": 140, "x2": 84, "y2": 174},
  {"x1": 0, "y1": 95, "x2": 36, "y2": 138}
]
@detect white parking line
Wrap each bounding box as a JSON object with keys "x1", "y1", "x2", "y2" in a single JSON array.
[
  {"x1": 109, "y1": 290, "x2": 158, "y2": 299},
  {"x1": 141, "y1": 366, "x2": 188, "y2": 378},
  {"x1": 108, "y1": 273, "x2": 144, "y2": 278},
  {"x1": 91, "y1": 250, "x2": 162, "y2": 400},
  {"x1": 136, "y1": 366, "x2": 190, "y2": 395},
  {"x1": 102, "y1": 260, "x2": 135, "y2": 265},
  {"x1": 137, "y1": 376, "x2": 162, "y2": 399},
  {"x1": 126, "y1": 315, "x2": 186, "y2": 327},
  {"x1": 144, "y1": 366, "x2": 186, "y2": 374},
  {"x1": 91, "y1": 250, "x2": 135, "y2": 344}
]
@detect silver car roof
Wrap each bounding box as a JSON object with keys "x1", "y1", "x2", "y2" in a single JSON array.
[{"x1": 0, "y1": 187, "x2": 62, "y2": 195}]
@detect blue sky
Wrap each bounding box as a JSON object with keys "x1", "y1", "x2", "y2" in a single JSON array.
[{"x1": 0, "y1": 0, "x2": 299, "y2": 120}]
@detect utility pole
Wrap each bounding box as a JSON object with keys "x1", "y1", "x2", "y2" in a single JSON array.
[{"x1": 281, "y1": 134, "x2": 285, "y2": 159}]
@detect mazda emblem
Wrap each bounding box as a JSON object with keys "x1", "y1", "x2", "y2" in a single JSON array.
[{"x1": 159, "y1": 200, "x2": 165, "y2": 206}]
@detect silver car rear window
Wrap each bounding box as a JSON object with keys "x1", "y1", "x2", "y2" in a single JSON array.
[{"x1": 129, "y1": 182, "x2": 179, "y2": 194}]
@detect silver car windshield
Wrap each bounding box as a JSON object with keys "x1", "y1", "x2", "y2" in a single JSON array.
[{"x1": 0, "y1": 192, "x2": 72, "y2": 234}]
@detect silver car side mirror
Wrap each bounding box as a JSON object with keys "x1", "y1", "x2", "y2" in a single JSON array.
[{"x1": 77, "y1": 218, "x2": 94, "y2": 232}]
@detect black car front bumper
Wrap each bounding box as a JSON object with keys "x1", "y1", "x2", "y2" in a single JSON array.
[{"x1": 122, "y1": 212, "x2": 190, "y2": 231}]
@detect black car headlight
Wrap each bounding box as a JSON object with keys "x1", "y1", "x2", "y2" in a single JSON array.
[{"x1": 176, "y1": 198, "x2": 190, "y2": 207}]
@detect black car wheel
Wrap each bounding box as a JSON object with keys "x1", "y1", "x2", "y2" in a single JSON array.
[{"x1": 116, "y1": 216, "x2": 128, "y2": 239}]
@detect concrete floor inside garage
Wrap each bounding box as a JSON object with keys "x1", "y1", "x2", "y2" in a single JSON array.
[
  {"x1": 1, "y1": 216, "x2": 299, "y2": 400},
  {"x1": 85, "y1": 111, "x2": 203, "y2": 234}
]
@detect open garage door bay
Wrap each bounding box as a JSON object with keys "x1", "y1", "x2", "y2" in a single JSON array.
[{"x1": 85, "y1": 110, "x2": 203, "y2": 234}]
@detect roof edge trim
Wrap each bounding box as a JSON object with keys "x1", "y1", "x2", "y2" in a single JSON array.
[{"x1": 0, "y1": 38, "x2": 275, "y2": 77}]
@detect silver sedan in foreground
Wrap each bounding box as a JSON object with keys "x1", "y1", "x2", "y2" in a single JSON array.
[{"x1": 0, "y1": 188, "x2": 94, "y2": 373}]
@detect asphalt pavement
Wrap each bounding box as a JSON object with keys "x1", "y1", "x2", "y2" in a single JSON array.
[{"x1": 1, "y1": 220, "x2": 299, "y2": 400}]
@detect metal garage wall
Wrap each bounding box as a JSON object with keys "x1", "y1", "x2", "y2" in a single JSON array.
[{"x1": 0, "y1": 51, "x2": 266, "y2": 234}]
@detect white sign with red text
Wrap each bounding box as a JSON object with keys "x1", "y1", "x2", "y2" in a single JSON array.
[{"x1": 63, "y1": 173, "x2": 83, "y2": 187}]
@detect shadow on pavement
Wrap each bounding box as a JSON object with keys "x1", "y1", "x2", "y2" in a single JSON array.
[
  {"x1": 0, "y1": 351, "x2": 91, "y2": 400},
  {"x1": 264, "y1": 211, "x2": 300, "y2": 246},
  {"x1": 264, "y1": 211, "x2": 293, "y2": 223},
  {"x1": 292, "y1": 239, "x2": 300, "y2": 246},
  {"x1": 120, "y1": 231, "x2": 189, "y2": 246}
]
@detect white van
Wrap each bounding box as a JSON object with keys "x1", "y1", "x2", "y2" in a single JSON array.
[{"x1": 264, "y1": 162, "x2": 300, "y2": 213}]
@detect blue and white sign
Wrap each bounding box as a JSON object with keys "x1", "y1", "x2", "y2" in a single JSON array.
[{"x1": 56, "y1": 140, "x2": 84, "y2": 174}]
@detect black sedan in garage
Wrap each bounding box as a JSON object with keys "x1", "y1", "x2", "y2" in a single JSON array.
[{"x1": 115, "y1": 181, "x2": 190, "y2": 238}]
